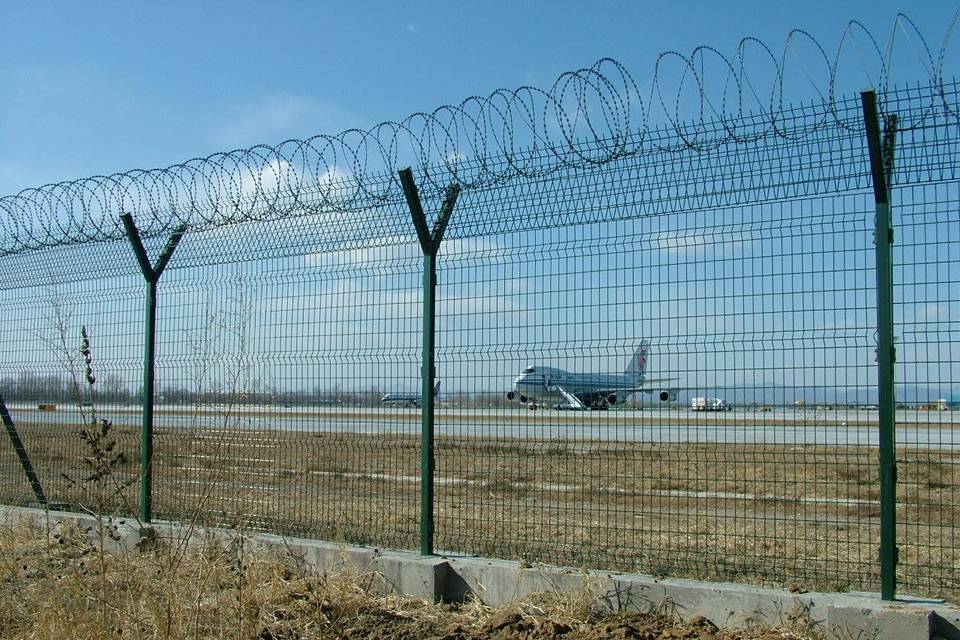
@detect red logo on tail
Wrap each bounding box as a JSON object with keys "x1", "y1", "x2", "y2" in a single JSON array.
[{"x1": 636, "y1": 349, "x2": 647, "y2": 370}]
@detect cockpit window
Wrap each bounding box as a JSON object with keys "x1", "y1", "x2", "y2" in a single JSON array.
[{"x1": 522, "y1": 367, "x2": 536, "y2": 374}]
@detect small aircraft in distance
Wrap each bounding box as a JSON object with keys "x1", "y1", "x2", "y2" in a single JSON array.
[
  {"x1": 381, "y1": 381, "x2": 441, "y2": 408},
  {"x1": 506, "y1": 341, "x2": 679, "y2": 410}
]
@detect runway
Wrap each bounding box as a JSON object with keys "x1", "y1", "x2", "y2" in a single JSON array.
[{"x1": 8, "y1": 403, "x2": 959, "y2": 448}]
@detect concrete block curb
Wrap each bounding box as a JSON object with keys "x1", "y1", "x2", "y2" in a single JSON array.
[{"x1": 1, "y1": 506, "x2": 956, "y2": 639}]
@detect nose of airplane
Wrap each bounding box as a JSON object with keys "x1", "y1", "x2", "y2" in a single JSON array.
[
  {"x1": 514, "y1": 372, "x2": 534, "y2": 394},
  {"x1": 512, "y1": 373, "x2": 523, "y2": 390}
]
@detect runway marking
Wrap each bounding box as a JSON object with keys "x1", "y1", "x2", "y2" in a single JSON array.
[
  {"x1": 168, "y1": 471, "x2": 884, "y2": 509},
  {"x1": 181, "y1": 455, "x2": 280, "y2": 463},
  {"x1": 304, "y1": 470, "x2": 881, "y2": 507}
]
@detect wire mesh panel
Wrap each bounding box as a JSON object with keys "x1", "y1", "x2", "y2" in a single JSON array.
[
  {"x1": 888, "y1": 84, "x2": 960, "y2": 599},
  {"x1": 142, "y1": 196, "x2": 426, "y2": 546},
  {"x1": 0, "y1": 245, "x2": 143, "y2": 516}
]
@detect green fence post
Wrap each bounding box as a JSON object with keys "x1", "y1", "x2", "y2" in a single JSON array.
[
  {"x1": 399, "y1": 167, "x2": 460, "y2": 556},
  {"x1": 121, "y1": 215, "x2": 188, "y2": 524},
  {"x1": 861, "y1": 90, "x2": 898, "y2": 601},
  {"x1": 0, "y1": 394, "x2": 48, "y2": 506}
]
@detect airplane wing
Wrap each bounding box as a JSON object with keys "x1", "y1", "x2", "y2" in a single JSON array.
[
  {"x1": 632, "y1": 376, "x2": 680, "y2": 387},
  {"x1": 550, "y1": 384, "x2": 587, "y2": 410}
]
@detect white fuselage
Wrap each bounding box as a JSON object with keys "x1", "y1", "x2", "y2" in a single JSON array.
[
  {"x1": 380, "y1": 393, "x2": 422, "y2": 407},
  {"x1": 512, "y1": 366, "x2": 642, "y2": 408}
]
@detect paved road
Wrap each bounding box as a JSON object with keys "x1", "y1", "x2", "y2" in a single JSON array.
[{"x1": 9, "y1": 404, "x2": 959, "y2": 448}]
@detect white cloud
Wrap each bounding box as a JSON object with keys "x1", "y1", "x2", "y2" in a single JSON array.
[
  {"x1": 212, "y1": 92, "x2": 357, "y2": 148},
  {"x1": 305, "y1": 235, "x2": 420, "y2": 269},
  {"x1": 648, "y1": 231, "x2": 710, "y2": 253},
  {"x1": 199, "y1": 157, "x2": 295, "y2": 223},
  {"x1": 913, "y1": 303, "x2": 957, "y2": 323},
  {"x1": 647, "y1": 229, "x2": 752, "y2": 255},
  {"x1": 195, "y1": 157, "x2": 361, "y2": 228},
  {"x1": 0, "y1": 162, "x2": 57, "y2": 196},
  {"x1": 304, "y1": 234, "x2": 514, "y2": 269}
]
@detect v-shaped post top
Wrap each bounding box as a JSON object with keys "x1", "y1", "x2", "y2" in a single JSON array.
[{"x1": 398, "y1": 168, "x2": 461, "y2": 255}]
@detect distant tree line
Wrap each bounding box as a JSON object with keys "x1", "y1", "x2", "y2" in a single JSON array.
[
  {"x1": 0, "y1": 372, "x2": 131, "y2": 403},
  {"x1": 2, "y1": 371, "x2": 516, "y2": 409},
  {"x1": 157, "y1": 385, "x2": 385, "y2": 407}
]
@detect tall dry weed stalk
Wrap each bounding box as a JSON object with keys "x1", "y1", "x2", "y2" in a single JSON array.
[{"x1": 62, "y1": 327, "x2": 137, "y2": 513}]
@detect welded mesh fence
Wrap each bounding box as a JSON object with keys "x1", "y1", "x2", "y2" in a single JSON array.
[
  {"x1": 434, "y1": 92, "x2": 896, "y2": 595},
  {"x1": 0, "y1": 27, "x2": 958, "y2": 602}
]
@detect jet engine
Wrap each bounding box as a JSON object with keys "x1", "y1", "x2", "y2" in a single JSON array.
[
  {"x1": 506, "y1": 391, "x2": 515, "y2": 400},
  {"x1": 607, "y1": 393, "x2": 619, "y2": 405},
  {"x1": 658, "y1": 389, "x2": 677, "y2": 402},
  {"x1": 519, "y1": 395, "x2": 529, "y2": 404}
]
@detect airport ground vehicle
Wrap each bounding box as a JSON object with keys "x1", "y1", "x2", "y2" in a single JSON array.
[{"x1": 691, "y1": 397, "x2": 731, "y2": 411}]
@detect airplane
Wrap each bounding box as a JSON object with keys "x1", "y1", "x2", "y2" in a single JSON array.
[
  {"x1": 505, "y1": 341, "x2": 679, "y2": 410},
  {"x1": 381, "y1": 381, "x2": 441, "y2": 408}
]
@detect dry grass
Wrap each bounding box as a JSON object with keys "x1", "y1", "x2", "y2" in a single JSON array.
[
  {"x1": 0, "y1": 519, "x2": 824, "y2": 639},
  {"x1": 1, "y1": 416, "x2": 958, "y2": 604}
]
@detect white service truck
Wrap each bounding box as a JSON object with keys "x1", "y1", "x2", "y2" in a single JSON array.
[{"x1": 691, "y1": 397, "x2": 730, "y2": 411}]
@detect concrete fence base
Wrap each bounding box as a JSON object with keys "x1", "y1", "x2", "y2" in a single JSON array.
[{"x1": 1, "y1": 506, "x2": 957, "y2": 640}]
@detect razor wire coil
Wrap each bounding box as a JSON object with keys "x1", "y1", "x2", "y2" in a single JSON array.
[{"x1": 0, "y1": 13, "x2": 957, "y2": 255}]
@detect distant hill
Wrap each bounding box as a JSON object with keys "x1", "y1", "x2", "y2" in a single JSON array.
[{"x1": 666, "y1": 384, "x2": 957, "y2": 407}]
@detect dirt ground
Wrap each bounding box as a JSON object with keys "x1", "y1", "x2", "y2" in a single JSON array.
[
  {"x1": 0, "y1": 520, "x2": 820, "y2": 640},
  {"x1": 282, "y1": 609, "x2": 816, "y2": 639},
  {"x1": 1, "y1": 410, "x2": 957, "y2": 602}
]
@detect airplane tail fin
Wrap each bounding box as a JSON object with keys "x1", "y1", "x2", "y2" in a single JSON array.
[
  {"x1": 625, "y1": 340, "x2": 651, "y2": 382},
  {"x1": 433, "y1": 380, "x2": 441, "y2": 396}
]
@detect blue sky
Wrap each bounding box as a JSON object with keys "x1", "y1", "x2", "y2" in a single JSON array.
[{"x1": 0, "y1": 1, "x2": 954, "y2": 196}]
